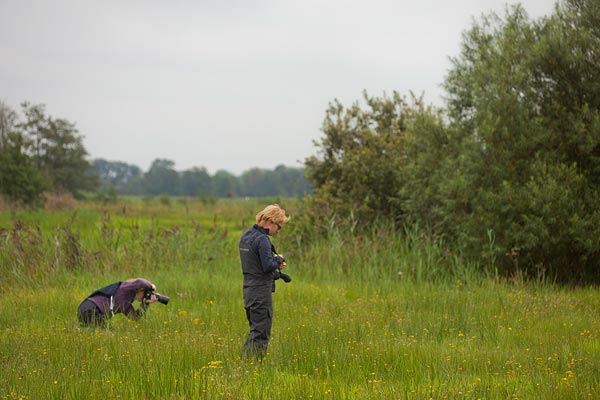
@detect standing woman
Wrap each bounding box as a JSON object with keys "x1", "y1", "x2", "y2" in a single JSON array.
[
  {"x1": 77, "y1": 278, "x2": 158, "y2": 327},
  {"x1": 239, "y1": 204, "x2": 290, "y2": 358}
]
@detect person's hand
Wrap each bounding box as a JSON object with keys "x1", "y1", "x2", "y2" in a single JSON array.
[
  {"x1": 277, "y1": 254, "x2": 286, "y2": 269},
  {"x1": 274, "y1": 253, "x2": 286, "y2": 268},
  {"x1": 146, "y1": 294, "x2": 158, "y2": 304}
]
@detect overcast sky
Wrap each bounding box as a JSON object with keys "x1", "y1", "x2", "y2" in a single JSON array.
[{"x1": 1, "y1": 0, "x2": 556, "y2": 175}]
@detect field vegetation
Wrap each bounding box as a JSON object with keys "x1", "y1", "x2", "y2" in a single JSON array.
[
  {"x1": 1, "y1": 198, "x2": 598, "y2": 399},
  {"x1": 2, "y1": 3, "x2": 599, "y2": 399}
]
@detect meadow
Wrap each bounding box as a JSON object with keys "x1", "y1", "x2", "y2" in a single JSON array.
[{"x1": 0, "y1": 197, "x2": 598, "y2": 399}]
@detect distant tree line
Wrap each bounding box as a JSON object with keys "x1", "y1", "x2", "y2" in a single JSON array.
[
  {"x1": 93, "y1": 158, "x2": 311, "y2": 198},
  {"x1": 300, "y1": 0, "x2": 600, "y2": 283},
  {"x1": 0, "y1": 102, "x2": 310, "y2": 205}
]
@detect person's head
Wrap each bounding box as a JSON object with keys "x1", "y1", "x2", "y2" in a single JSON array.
[
  {"x1": 256, "y1": 204, "x2": 290, "y2": 235},
  {"x1": 125, "y1": 278, "x2": 156, "y2": 301}
]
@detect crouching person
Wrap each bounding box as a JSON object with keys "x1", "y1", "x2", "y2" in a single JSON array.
[{"x1": 78, "y1": 278, "x2": 159, "y2": 327}]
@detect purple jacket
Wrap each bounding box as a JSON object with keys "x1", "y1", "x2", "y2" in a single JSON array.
[{"x1": 88, "y1": 278, "x2": 153, "y2": 319}]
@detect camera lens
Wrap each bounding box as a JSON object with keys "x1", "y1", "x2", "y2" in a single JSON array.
[{"x1": 156, "y1": 293, "x2": 170, "y2": 305}]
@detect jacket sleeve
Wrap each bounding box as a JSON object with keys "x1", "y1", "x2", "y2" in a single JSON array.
[
  {"x1": 116, "y1": 279, "x2": 153, "y2": 319},
  {"x1": 256, "y1": 236, "x2": 282, "y2": 273}
]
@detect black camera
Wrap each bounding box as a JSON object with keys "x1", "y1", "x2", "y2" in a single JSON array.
[
  {"x1": 144, "y1": 290, "x2": 170, "y2": 305},
  {"x1": 273, "y1": 269, "x2": 292, "y2": 283},
  {"x1": 273, "y1": 254, "x2": 291, "y2": 283}
]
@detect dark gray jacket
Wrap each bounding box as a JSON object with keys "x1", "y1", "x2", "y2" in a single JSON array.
[{"x1": 239, "y1": 224, "x2": 282, "y2": 287}]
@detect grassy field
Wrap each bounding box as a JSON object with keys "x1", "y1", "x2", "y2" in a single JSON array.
[{"x1": 1, "y1": 198, "x2": 599, "y2": 399}]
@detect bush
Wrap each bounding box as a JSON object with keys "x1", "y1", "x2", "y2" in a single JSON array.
[{"x1": 302, "y1": 0, "x2": 600, "y2": 283}]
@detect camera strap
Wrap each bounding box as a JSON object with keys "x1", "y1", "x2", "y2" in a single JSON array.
[{"x1": 109, "y1": 296, "x2": 115, "y2": 317}]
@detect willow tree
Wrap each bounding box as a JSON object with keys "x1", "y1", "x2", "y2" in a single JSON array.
[{"x1": 436, "y1": 0, "x2": 600, "y2": 281}]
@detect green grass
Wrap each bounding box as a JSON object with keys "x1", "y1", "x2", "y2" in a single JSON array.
[{"x1": 1, "y1": 199, "x2": 599, "y2": 399}]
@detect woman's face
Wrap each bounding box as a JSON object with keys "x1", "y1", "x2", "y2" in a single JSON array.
[{"x1": 264, "y1": 219, "x2": 282, "y2": 236}]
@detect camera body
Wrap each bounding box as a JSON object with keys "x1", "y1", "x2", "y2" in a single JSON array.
[
  {"x1": 144, "y1": 290, "x2": 170, "y2": 305},
  {"x1": 273, "y1": 269, "x2": 292, "y2": 283},
  {"x1": 273, "y1": 254, "x2": 291, "y2": 283}
]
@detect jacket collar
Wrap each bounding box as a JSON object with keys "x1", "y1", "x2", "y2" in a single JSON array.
[{"x1": 253, "y1": 224, "x2": 270, "y2": 235}]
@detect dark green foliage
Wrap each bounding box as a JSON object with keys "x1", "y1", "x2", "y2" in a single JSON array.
[
  {"x1": 0, "y1": 102, "x2": 47, "y2": 206},
  {"x1": 0, "y1": 102, "x2": 97, "y2": 205},
  {"x1": 239, "y1": 165, "x2": 311, "y2": 197},
  {"x1": 0, "y1": 132, "x2": 47, "y2": 206},
  {"x1": 303, "y1": 0, "x2": 600, "y2": 283},
  {"x1": 181, "y1": 166, "x2": 212, "y2": 196},
  {"x1": 93, "y1": 159, "x2": 142, "y2": 191},
  {"x1": 304, "y1": 91, "x2": 420, "y2": 226},
  {"x1": 399, "y1": 106, "x2": 459, "y2": 235},
  {"x1": 17, "y1": 103, "x2": 98, "y2": 195},
  {"x1": 144, "y1": 159, "x2": 181, "y2": 196},
  {"x1": 93, "y1": 159, "x2": 311, "y2": 198},
  {"x1": 438, "y1": 1, "x2": 600, "y2": 281},
  {"x1": 212, "y1": 169, "x2": 238, "y2": 198}
]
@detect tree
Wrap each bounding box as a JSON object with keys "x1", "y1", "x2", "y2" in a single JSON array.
[
  {"x1": 212, "y1": 170, "x2": 237, "y2": 197},
  {"x1": 93, "y1": 159, "x2": 142, "y2": 189},
  {"x1": 300, "y1": 0, "x2": 600, "y2": 282},
  {"x1": 16, "y1": 102, "x2": 97, "y2": 195},
  {"x1": 0, "y1": 131, "x2": 47, "y2": 206},
  {"x1": 238, "y1": 165, "x2": 311, "y2": 197},
  {"x1": 270, "y1": 165, "x2": 311, "y2": 197},
  {"x1": 436, "y1": 0, "x2": 600, "y2": 280},
  {"x1": 304, "y1": 91, "x2": 425, "y2": 226},
  {"x1": 0, "y1": 101, "x2": 17, "y2": 146},
  {"x1": 144, "y1": 159, "x2": 180, "y2": 195},
  {"x1": 180, "y1": 166, "x2": 212, "y2": 196},
  {"x1": 239, "y1": 168, "x2": 267, "y2": 197}
]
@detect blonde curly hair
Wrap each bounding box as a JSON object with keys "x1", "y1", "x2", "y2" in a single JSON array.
[{"x1": 255, "y1": 204, "x2": 290, "y2": 227}]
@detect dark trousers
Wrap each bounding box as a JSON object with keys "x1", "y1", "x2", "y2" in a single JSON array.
[
  {"x1": 78, "y1": 299, "x2": 106, "y2": 327},
  {"x1": 243, "y1": 285, "x2": 273, "y2": 357}
]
